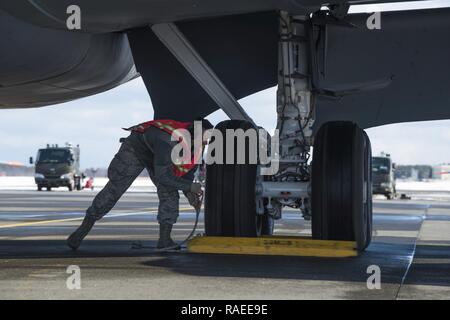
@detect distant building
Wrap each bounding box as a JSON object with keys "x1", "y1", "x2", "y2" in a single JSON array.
[
  {"x1": 395, "y1": 165, "x2": 433, "y2": 181},
  {"x1": 411, "y1": 168, "x2": 419, "y2": 181},
  {"x1": 0, "y1": 162, "x2": 34, "y2": 176},
  {"x1": 432, "y1": 165, "x2": 450, "y2": 180}
]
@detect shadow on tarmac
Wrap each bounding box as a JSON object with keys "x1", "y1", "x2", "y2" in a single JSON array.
[{"x1": 1, "y1": 239, "x2": 449, "y2": 287}]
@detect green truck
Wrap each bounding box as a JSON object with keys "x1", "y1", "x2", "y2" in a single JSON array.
[
  {"x1": 372, "y1": 153, "x2": 397, "y2": 200},
  {"x1": 31, "y1": 143, "x2": 83, "y2": 191}
]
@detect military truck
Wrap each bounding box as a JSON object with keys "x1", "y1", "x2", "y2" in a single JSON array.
[
  {"x1": 372, "y1": 153, "x2": 397, "y2": 200},
  {"x1": 31, "y1": 143, "x2": 83, "y2": 191}
]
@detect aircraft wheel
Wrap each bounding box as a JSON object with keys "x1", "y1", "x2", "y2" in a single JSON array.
[
  {"x1": 363, "y1": 131, "x2": 373, "y2": 248},
  {"x1": 312, "y1": 121, "x2": 373, "y2": 251},
  {"x1": 37, "y1": 185, "x2": 42, "y2": 191},
  {"x1": 205, "y1": 120, "x2": 262, "y2": 237},
  {"x1": 46, "y1": 187, "x2": 52, "y2": 191}
]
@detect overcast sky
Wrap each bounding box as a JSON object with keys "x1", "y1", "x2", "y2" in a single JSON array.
[{"x1": 1, "y1": 78, "x2": 449, "y2": 168}]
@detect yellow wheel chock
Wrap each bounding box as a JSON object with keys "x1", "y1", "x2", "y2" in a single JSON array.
[{"x1": 187, "y1": 235, "x2": 358, "y2": 258}]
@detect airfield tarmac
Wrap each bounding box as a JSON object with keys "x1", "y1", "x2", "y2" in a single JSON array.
[{"x1": 0, "y1": 189, "x2": 449, "y2": 300}]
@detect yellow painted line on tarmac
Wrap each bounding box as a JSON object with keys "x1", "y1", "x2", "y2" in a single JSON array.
[
  {"x1": 0, "y1": 217, "x2": 91, "y2": 229},
  {"x1": 0, "y1": 207, "x2": 193, "y2": 229}
]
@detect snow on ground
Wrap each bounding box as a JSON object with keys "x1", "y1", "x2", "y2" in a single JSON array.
[
  {"x1": 1, "y1": 177, "x2": 450, "y2": 196},
  {"x1": 396, "y1": 179, "x2": 450, "y2": 192},
  {"x1": 394, "y1": 179, "x2": 450, "y2": 201},
  {"x1": 0, "y1": 176, "x2": 156, "y2": 192}
]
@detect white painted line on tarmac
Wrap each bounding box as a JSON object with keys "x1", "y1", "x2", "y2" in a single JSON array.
[{"x1": 0, "y1": 207, "x2": 193, "y2": 229}]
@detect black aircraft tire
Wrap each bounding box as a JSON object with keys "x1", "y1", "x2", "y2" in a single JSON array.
[
  {"x1": 363, "y1": 131, "x2": 373, "y2": 249},
  {"x1": 312, "y1": 121, "x2": 372, "y2": 251},
  {"x1": 205, "y1": 120, "x2": 262, "y2": 237}
]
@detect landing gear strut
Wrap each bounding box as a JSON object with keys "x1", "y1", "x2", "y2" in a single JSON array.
[
  {"x1": 258, "y1": 12, "x2": 372, "y2": 250},
  {"x1": 269, "y1": 12, "x2": 372, "y2": 250}
]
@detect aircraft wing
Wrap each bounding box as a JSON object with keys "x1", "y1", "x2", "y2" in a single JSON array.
[
  {"x1": 126, "y1": 6, "x2": 450, "y2": 127},
  {"x1": 0, "y1": 0, "x2": 420, "y2": 33},
  {"x1": 314, "y1": 7, "x2": 450, "y2": 128},
  {"x1": 1, "y1": 1, "x2": 450, "y2": 129}
]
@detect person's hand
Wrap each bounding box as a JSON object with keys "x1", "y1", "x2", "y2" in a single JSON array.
[
  {"x1": 190, "y1": 182, "x2": 202, "y2": 194},
  {"x1": 185, "y1": 192, "x2": 202, "y2": 211}
]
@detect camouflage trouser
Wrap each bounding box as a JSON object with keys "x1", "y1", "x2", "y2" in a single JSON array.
[{"x1": 86, "y1": 142, "x2": 180, "y2": 225}]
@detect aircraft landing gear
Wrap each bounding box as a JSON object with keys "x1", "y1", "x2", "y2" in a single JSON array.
[
  {"x1": 203, "y1": 12, "x2": 373, "y2": 251},
  {"x1": 152, "y1": 10, "x2": 373, "y2": 251}
]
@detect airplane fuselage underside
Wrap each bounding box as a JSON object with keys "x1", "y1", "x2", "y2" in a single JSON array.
[{"x1": 0, "y1": 3, "x2": 449, "y2": 129}]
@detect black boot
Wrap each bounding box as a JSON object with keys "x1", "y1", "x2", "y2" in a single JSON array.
[
  {"x1": 157, "y1": 223, "x2": 178, "y2": 249},
  {"x1": 67, "y1": 215, "x2": 96, "y2": 250}
]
